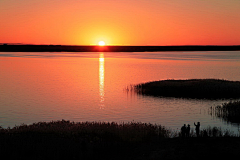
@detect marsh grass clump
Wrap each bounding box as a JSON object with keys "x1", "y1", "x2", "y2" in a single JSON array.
[
  {"x1": 1, "y1": 120, "x2": 240, "y2": 159},
  {"x1": 0, "y1": 120, "x2": 173, "y2": 142},
  {"x1": 210, "y1": 101, "x2": 240, "y2": 124},
  {"x1": 199, "y1": 126, "x2": 238, "y2": 137},
  {"x1": 0, "y1": 120, "x2": 173, "y2": 159},
  {"x1": 1, "y1": 120, "x2": 239, "y2": 139},
  {"x1": 134, "y1": 79, "x2": 240, "y2": 99}
]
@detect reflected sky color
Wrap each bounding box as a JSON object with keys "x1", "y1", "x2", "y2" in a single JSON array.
[{"x1": 1, "y1": 51, "x2": 240, "y2": 133}]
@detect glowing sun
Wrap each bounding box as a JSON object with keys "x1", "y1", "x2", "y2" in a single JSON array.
[{"x1": 98, "y1": 41, "x2": 105, "y2": 46}]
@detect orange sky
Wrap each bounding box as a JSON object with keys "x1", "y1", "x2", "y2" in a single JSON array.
[{"x1": 0, "y1": 0, "x2": 240, "y2": 46}]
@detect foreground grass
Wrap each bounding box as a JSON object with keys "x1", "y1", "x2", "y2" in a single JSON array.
[
  {"x1": 210, "y1": 100, "x2": 240, "y2": 124},
  {"x1": 0, "y1": 121, "x2": 173, "y2": 141},
  {"x1": 1, "y1": 120, "x2": 240, "y2": 159},
  {"x1": 134, "y1": 79, "x2": 240, "y2": 99}
]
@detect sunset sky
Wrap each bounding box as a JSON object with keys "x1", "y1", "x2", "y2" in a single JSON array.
[{"x1": 1, "y1": 0, "x2": 240, "y2": 46}]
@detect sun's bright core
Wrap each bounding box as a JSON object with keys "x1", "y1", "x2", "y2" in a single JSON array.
[{"x1": 98, "y1": 41, "x2": 105, "y2": 46}]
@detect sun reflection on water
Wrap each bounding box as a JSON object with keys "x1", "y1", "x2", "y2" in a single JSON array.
[{"x1": 99, "y1": 53, "x2": 105, "y2": 109}]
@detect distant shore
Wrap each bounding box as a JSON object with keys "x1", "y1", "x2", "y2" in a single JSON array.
[{"x1": 1, "y1": 44, "x2": 240, "y2": 52}]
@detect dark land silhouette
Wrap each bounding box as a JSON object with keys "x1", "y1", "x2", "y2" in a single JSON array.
[
  {"x1": 134, "y1": 79, "x2": 240, "y2": 99},
  {"x1": 0, "y1": 44, "x2": 240, "y2": 52},
  {"x1": 0, "y1": 120, "x2": 239, "y2": 160}
]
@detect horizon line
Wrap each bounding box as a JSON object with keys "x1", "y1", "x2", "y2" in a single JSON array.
[{"x1": 1, "y1": 43, "x2": 240, "y2": 47}]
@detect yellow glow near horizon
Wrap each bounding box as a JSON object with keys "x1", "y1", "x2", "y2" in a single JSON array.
[
  {"x1": 98, "y1": 41, "x2": 106, "y2": 46},
  {"x1": 1, "y1": 1, "x2": 240, "y2": 45}
]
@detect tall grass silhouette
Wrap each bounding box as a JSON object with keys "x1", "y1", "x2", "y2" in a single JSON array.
[
  {"x1": 1, "y1": 120, "x2": 238, "y2": 139},
  {"x1": 1, "y1": 120, "x2": 239, "y2": 159},
  {"x1": 0, "y1": 120, "x2": 173, "y2": 142},
  {"x1": 210, "y1": 101, "x2": 240, "y2": 124}
]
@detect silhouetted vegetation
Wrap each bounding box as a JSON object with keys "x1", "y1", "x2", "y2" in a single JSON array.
[
  {"x1": 1, "y1": 120, "x2": 238, "y2": 139},
  {"x1": 134, "y1": 79, "x2": 240, "y2": 99},
  {"x1": 0, "y1": 120, "x2": 173, "y2": 141},
  {"x1": 210, "y1": 101, "x2": 240, "y2": 124},
  {"x1": 1, "y1": 120, "x2": 240, "y2": 159}
]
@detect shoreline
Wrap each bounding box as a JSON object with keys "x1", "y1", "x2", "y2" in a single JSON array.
[
  {"x1": 1, "y1": 120, "x2": 239, "y2": 159},
  {"x1": 1, "y1": 45, "x2": 240, "y2": 52}
]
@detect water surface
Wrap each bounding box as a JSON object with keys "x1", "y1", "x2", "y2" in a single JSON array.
[{"x1": 1, "y1": 51, "x2": 240, "y2": 133}]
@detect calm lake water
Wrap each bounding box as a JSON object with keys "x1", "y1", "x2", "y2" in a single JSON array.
[{"x1": 1, "y1": 51, "x2": 240, "y2": 133}]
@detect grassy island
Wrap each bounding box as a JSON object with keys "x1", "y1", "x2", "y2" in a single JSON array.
[
  {"x1": 134, "y1": 79, "x2": 240, "y2": 99},
  {"x1": 1, "y1": 120, "x2": 240, "y2": 159}
]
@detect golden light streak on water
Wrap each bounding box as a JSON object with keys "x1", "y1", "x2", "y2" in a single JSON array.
[{"x1": 99, "y1": 53, "x2": 105, "y2": 109}]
